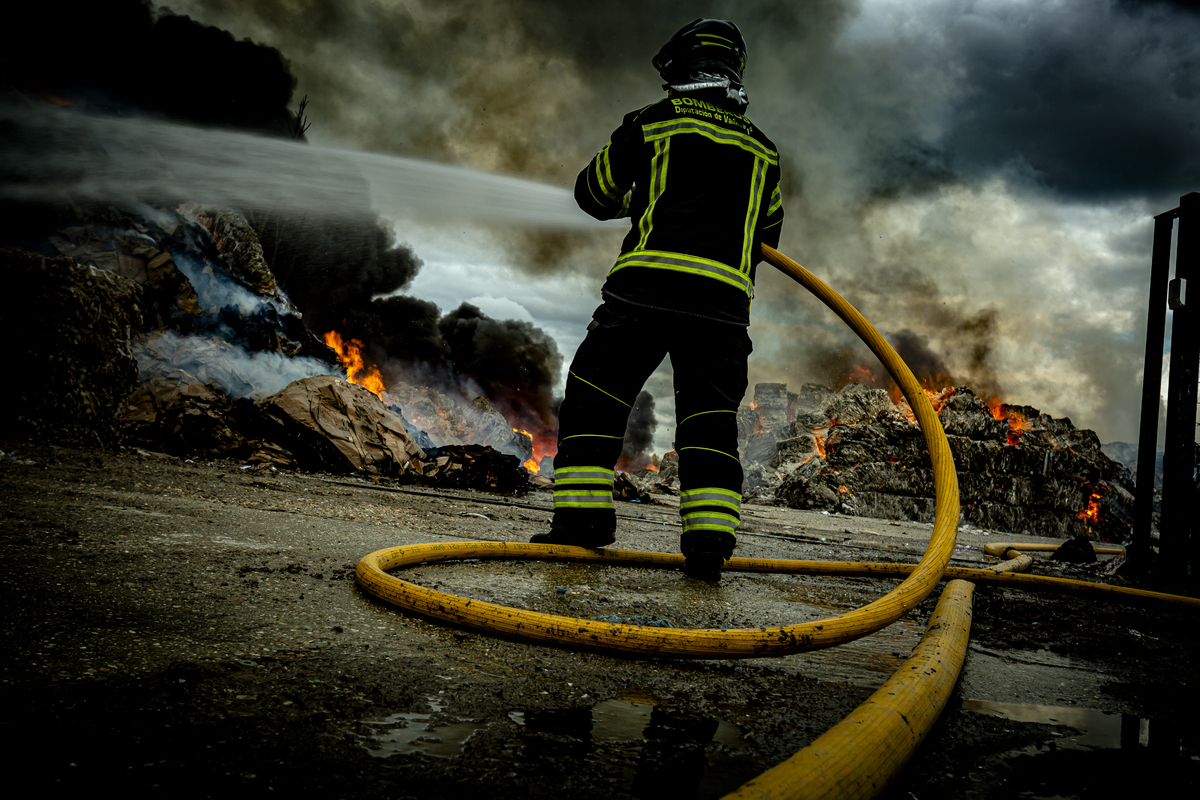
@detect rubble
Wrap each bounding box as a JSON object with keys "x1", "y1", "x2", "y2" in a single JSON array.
[
  {"x1": 123, "y1": 365, "x2": 253, "y2": 458},
  {"x1": 737, "y1": 381, "x2": 1133, "y2": 541},
  {"x1": 3, "y1": 247, "x2": 143, "y2": 446},
  {"x1": 177, "y1": 203, "x2": 278, "y2": 297},
  {"x1": 256, "y1": 375, "x2": 425, "y2": 477},
  {"x1": 406, "y1": 444, "x2": 532, "y2": 494}
]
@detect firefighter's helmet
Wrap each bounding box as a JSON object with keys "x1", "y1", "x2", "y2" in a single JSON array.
[{"x1": 653, "y1": 19, "x2": 748, "y2": 83}]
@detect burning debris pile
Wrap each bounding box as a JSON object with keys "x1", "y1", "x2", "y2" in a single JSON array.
[
  {"x1": 3, "y1": 197, "x2": 551, "y2": 492},
  {"x1": 739, "y1": 382, "x2": 1133, "y2": 541},
  {"x1": 1, "y1": 2, "x2": 568, "y2": 493}
]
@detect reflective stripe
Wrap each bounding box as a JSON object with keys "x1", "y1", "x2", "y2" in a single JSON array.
[
  {"x1": 741, "y1": 157, "x2": 769, "y2": 272},
  {"x1": 595, "y1": 143, "x2": 622, "y2": 201},
  {"x1": 768, "y1": 185, "x2": 783, "y2": 216},
  {"x1": 642, "y1": 119, "x2": 778, "y2": 164},
  {"x1": 554, "y1": 490, "x2": 615, "y2": 510},
  {"x1": 555, "y1": 467, "x2": 615, "y2": 484},
  {"x1": 679, "y1": 444, "x2": 743, "y2": 464},
  {"x1": 610, "y1": 250, "x2": 752, "y2": 296},
  {"x1": 696, "y1": 33, "x2": 736, "y2": 49},
  {"x1": 681, "y1": 489, "x2": 742, "y2": 514},
  {"x1": 569, "y1": 370, "x2": 633, "y2": 407},
  {"x1": 682, "y1": 512, "x2": 740, "y2": 534},
  {"x1": 678, "y1": 409, "x2": 737, "y2": 427},
  {"x1": 636, "y1": 139, "x2": 670, "y2": 249}
]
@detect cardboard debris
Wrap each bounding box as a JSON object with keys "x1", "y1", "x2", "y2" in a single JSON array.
[
  {"x1": 123, "y1": 365, "x2": 252, "y2": 458},
  {"x1": 407, "y1": 444, "x2": 532, "y2": 494},
  {"x1": 257, "y1": 375, "x2": 425, "y2": 477}
]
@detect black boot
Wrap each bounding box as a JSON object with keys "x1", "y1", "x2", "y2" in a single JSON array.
[
  {"x1": 680, "y1": 530, "x2": 735, "y2": 583},
  {"x1": 530, "y1": 525, "x2": 616, "y2": 549}
]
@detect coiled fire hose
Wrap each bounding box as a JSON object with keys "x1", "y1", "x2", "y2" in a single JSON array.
[{"x1": 357, "y1": 245, "x2": 1197, "y2": 798}]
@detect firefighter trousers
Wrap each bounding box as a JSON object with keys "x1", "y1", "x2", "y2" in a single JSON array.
[{"x1": 552, "y1": 301, "x2": 750, "y2": 557}]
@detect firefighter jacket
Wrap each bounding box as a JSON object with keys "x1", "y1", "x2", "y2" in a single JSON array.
[{"x1": 574, "y1": 92, "x2": 783, "y2": 326}]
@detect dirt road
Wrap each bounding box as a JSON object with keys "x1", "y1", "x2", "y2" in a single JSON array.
[{"x1": 1, "y1": 444, "x2": 1196, "y2": 798}]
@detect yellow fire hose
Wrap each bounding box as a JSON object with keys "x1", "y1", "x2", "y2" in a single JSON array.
[
  {"x1": 359, "y1": 245, "x2": 961, "y2": 657},
  {"x1": 356, "y1": 245, "x2": 1196, "y2": 798}
]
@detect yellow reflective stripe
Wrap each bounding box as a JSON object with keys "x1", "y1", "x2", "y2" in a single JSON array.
[
  {"x1": 696, "y1": 34, "x2": 735, "y2": 49},
  {"x1": 560, "y1": 434, "x2": 624, "y2": 443},
  {"x1": 768, "y1": 185, "x2": 783, "y2": 216},
  {"x1": 678, "y1": 409, "x2": 737, "y2": 426},
  {"x1": 681, "y1": 488, "x2": 742, "y2": 506},
  {"x1": 595, "y1": 144, "x2": 622, "y2": 200},
  {"x1": 555, "y1": 468, "x2": 615, "y2": 483},
  {"x1": 636, "y1": 138, "x2": 669, "y2": 250},
  {"x1": 682, "y1": 499, "x2": 741, "y2": 515},
  {"x1": 681, "y1": 488, "x2": 742, "y2": 513},
  {"x1": 568, "y1": 370, "x2": 633, "y2": 407},
  {"x1": 584, "y1": 170, "x2": 609, "y2": 208},
  {"x1": 642, "y1": 119, "x2": 778, "y2": 164},
  {"x1": 682, "y1": 513, "x2": 740, "y2": 533},
  {"x1": 554, "y1": 492, "x2": 616, "y2": 509},
  {"x1": 679, "y1": 445, "x2": 742, "y2": 464},
  {"x1": 741, "y1": 157, "x2": 768, "y2": 272},
  {"x1": 610, "y1": 250, "x2": 752, "y2": 296}
]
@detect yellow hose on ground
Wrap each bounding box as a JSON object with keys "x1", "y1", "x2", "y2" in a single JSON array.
[
  {"x1": 724, "y1": 580, "x2": 976, "y2": 800},
  {"x1": 359, "y1": 244, "x2": 960, "y2": 657},
  {"x1": 982, "y1": 542, "x2": 1125, "y2": 557},
  {"x1": 357, "y1": 247, "x2": 1193, "y2": 798},
  {"x1": 357, "y1": 542, "x2": 1200, "y2": 660}
]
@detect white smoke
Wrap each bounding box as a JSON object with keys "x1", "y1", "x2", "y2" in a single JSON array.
[
  {"x1": 134, "y1": 329, "x2": 338, "y2": 401},
  {"x1": 0, "y1": 103, "x2": 622, "y2": 230}
]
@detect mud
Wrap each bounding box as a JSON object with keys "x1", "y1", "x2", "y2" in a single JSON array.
[{"x1": 1, "y1": 443, "x2": 1197, "y2": 798}]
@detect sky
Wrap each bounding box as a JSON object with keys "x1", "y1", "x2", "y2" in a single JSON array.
[{"x1": 160, "y1": 0, "x2": 1200, "y2": 451}]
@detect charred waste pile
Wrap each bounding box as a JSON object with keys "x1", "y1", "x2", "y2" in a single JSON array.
[
  {"x1": 0, "y1": 200, "x2": 548, "y2": 493},
  {"x1": 736, "y1": 382, "x2": 1134, "y2": 541},
  {"x1": 0, "y1": 1, "x2": 589, "y2": 495}
]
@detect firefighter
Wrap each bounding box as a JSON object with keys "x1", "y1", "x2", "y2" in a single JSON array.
[{"x1": 531, "y1": 19, "x2": 784, "y2": 582}]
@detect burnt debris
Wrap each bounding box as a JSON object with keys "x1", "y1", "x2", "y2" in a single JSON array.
[{"x1": 738, "y1": 381, "x2": 1134, "y2": 541}]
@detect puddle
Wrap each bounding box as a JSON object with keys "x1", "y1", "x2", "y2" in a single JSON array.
[
  {"x1": 794, "y1": 614, "x2": 925, "y2": 689},
  {"x1": 509, "y1": 693, "x2": 760, "y2": 798},
  {"x1": 511, "y1": 697, "x2": 746, "y2": 748},
  {"x1": 358, "y1": 696, "x2": 486, "y2": 759},
  {"x1": 963, "y1": 699, "x2": 1198, "y2": 755},
  {"x1": 960, "y1": 700, "x2": 1200, "y2": 797}
]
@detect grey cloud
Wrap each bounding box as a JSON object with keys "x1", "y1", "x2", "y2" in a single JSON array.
[{"x1": 938, "y1": 0, "x2": 1200, "y2": 200}]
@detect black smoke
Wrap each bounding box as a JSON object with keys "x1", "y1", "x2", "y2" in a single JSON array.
[
  {"x1": 435, "y1": 304, "x2": 563, "y2": 433},
  {"x1": 1, "y1": 0, "x2": 569, "y2": 442},
  {"x1": 937, "y1": 1, "x2": 1200, "y2": 200},
  {"x1": 618, "y1": 390, "x2": 658, "y2": 471},
  {"x1": 4, "y1": 1, "x2": 295, "y2": 137}
]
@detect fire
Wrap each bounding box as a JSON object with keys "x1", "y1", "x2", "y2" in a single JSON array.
[
  {"x1": 990, "y1": 404, "x2": 1028, "y2": 446},
  {"x1": 324, "y1": 331, "x2": 386, "y2": 396},
  {"x1": 1078, "y1": 487, "x2": 1103, "y2": 527},
  {"x1": 513, "y1": 427, "x2": 556, "y2": 474},
  {"x1": 814, "y1": 429, "x2": 828, "y2": 458}
]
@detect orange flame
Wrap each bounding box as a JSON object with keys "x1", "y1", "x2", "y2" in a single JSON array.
[
  {"x1": 513, "y1": 427, "x2": 555, "y2": 474},
  {"x1": 1078, "y1": 488, "x2": 1103, "y2": 527},
  {"x1": 989, "y1": 405, "x2": 1028, "y2": 446},
  {"x1": 814, "y1": 430, "x2": 828, "y2": 458},
  {"x1": 324, "y1": 331, "x2": 386, "y2": 396}
]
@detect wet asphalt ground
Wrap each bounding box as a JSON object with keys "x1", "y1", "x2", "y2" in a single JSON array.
[{"x1": 1, "y1": 443, "x2": 1197, "y2": 798}]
